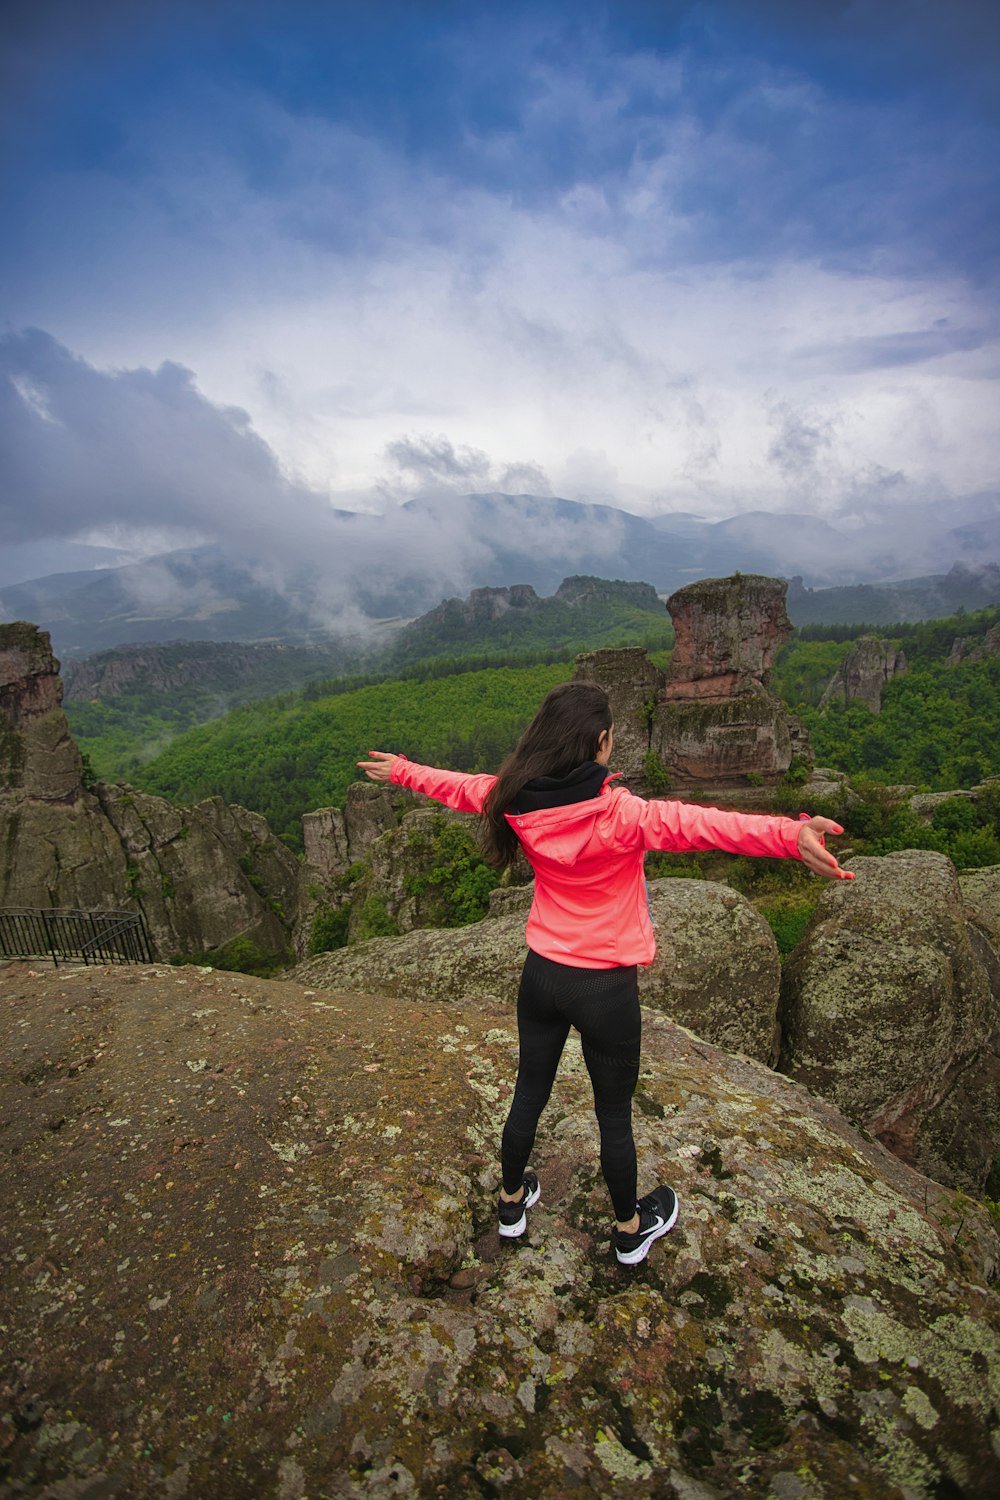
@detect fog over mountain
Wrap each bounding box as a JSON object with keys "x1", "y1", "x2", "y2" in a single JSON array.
[{"x1": 3, "y1": 488, "x2": 999, "y2": 658}]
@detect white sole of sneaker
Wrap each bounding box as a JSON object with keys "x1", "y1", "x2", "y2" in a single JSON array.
[
  {"x1": 615, "y1": 1195, "x2": 680, "y2": 1265},
  {"x1": 498, "y1": 1180, "x2": 541, "y2": 1238}
]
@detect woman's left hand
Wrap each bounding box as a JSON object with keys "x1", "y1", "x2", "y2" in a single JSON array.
[
  {"x1": 356, "y1": 750, "x2": 400, "y2": 784},
  {"x1": 797, "y1": 816, "x2": 855, "y2": 881}
]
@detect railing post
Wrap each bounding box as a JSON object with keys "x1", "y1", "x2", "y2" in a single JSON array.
[{"x1": 42, "y1": 910, "x2": 59, "y2": 968}]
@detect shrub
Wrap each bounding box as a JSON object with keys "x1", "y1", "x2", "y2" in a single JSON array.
[
  {"x1": 756, "y1": 893, "x2": 822, "y2": 957},
  {"x1": 642, "y1": 749, "x2": 671, "y2": 793},
  {"x1": 308, "y1": 905, "x2": 350, "y2": 954},
  {"x1": 355, "y1": 894, "x2": 400, "y2": 941}
]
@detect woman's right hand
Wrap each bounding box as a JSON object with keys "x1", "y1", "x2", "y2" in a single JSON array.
[{"x1": 356, "y1": 750, "x2": 400, "y2": 783}]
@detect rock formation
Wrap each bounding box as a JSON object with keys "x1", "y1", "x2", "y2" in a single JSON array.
[
  {"x1": 1, "y1": 620, "x2": 85, "y2": 804},
  {"x1": 574, "y1": 574, "x2": 808, "y2": 793},
  {"x1": 948, "y1": 621, "x2": 1000, "y2": 665},
  {"x1": 653, "y1": 575, "x2": 801, "y2": 789},
  {"x1": 2, "y1": 960, "x2": 998, "y2": 1497},
  {"x1": 780, "y1": 850, "x2": 1000, "y2": 1194},
  {"x1": 818, "y1": 635, "x2": 907, "y2": 713},
  {"x1": 664, "y1": 574, "x2": 791, "y2": 699},
  {"x1": 0, "y1": 622, "x2": 297, "y2": 968},
  {"x1": 572, "y1": 646, "x2": 665, "y2": 785}
]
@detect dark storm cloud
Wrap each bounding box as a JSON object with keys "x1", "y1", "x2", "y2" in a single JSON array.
[
  {"x1": 0, "y1": 327, "x2": 326, "y2": 550},
  {"x1": 0, "y1": 329, "x2": 566, "y2": 626}
]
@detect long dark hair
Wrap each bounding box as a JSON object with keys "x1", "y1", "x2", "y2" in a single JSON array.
[{"x1": 481, "y1": 681, "x2": 613, "y2": 868}]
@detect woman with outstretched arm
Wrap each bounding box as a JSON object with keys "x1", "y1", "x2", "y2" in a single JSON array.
[{"x1": 358, "y1": 681, "x2": 852, "y2": 1266}]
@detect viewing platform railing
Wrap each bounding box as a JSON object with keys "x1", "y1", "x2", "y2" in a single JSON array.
[{"x1": 0, "y1": 908, "x2": 154, "y2": 967}]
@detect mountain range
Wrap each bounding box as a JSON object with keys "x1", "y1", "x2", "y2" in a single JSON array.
[{"x1": 2, "y1": 491, "x2": 998, "y2": 657}]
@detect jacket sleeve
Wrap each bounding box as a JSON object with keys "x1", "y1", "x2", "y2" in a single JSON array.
[
  {"x1": 610, "y1": 789, "x2": 804, "y2": 861},
  {"x1": 389, "y1": 755, "x2": 497, "y2": 815}
]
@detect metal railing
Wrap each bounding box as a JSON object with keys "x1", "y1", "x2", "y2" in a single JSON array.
[{"x1": 0, "y1": 908, "x2": 154, "y2": 967}]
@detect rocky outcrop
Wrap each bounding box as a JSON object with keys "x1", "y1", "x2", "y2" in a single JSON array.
[
  {"x1": 948, "y1": 621, "x2": 1000, "y2": 665},
  {"x1": 60, "y1": 638, "x2": 348, "y2": 704},
  {"x1": 0, "y1": 621, "x2": 84, "y2": 804},
  {"x1": 414, "y1": 583, "x2": 541, "y2": 633},
  {"x1": 294, "y1": 876, "x2": 783, "y2": 1064},
  {"x1": 0, "y1": 623, "x2": 297, "y2": 968},
  {"x1": 664, "y1": 574, "x2": 791, "y2": 700},
  {"x1": 555, "y1": 575, "x2": 662, "y2": 610},
  {"x1": 573, "y1": 647, "x2": 665, "y2": 784},
  {"x1": 819, "y1": 635, "x2": 907, "y2": 713},
  {"x1": 653, "y1": 575, "x2": 801, "y2": 790},
  {"x1": 575, "y1": 570, "x2": 809, "y2": 798},
  {"x1": 780, "y1": 850, "x2": 1000, "y2": 1193},
  {"x1": 573, "y1": 576, "x2": 808, "y2": 794},
  {"x1": 2, "y1": 960, "x2": 998, "y2": 1498}
]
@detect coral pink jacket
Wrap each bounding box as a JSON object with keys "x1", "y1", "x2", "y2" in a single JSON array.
[{"x1": 389, "y1": 757, "x2": 805, "y2": 969}]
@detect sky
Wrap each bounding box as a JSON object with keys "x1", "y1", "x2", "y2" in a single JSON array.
[{"x1": 1, "y1": 0, "x2": 999, "y2": 589}]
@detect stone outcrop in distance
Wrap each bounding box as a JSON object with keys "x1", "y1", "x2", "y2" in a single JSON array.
[
  {"x1": 574, "y1": 574, "x2": 808, "y2": 793},
  {"x1": 818, "y1": 634, "x2": 908, "y2": 713}
]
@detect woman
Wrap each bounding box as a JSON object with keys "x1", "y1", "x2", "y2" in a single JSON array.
[{"x1": 358, "y1": 681, "x2": 852, "y2": 1265}]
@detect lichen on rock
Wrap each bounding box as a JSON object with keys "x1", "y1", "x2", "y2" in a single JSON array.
[{"x1": 1, "y1": 960, "x2": 998, "y2": 1497}]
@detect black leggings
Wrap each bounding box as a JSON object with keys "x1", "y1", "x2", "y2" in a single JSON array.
[{"x1": 500, "y1": 948, "x2": 641, "y2": 1222}]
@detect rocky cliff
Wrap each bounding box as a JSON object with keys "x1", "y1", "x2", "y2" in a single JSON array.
[
  {"x1": 574, "y1": 574, "x2": 808, "y2": 795},
  {"x1": 818, "y1": 635, "x2": 908, "y2": 713},
  {"x1": 0, "y1": 623, "x2": 298, "y2": 968},
  {"x1": 2, "y1": 959, "x2": 998, "y2": 1498},
  {"x1": 61, "y1": 639, "x2": 344, "y2": 703}
]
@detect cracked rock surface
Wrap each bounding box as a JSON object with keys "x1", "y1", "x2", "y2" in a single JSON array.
[{"x1": 2, "y1": 960, "x2": 999, "y2": 1498}]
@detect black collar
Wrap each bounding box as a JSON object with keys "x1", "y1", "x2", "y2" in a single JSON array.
[{"x1": 510, "y1": 761, "x2": 610, "y2": 814}]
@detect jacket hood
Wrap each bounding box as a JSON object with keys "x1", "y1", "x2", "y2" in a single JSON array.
[{"x1": 506, "y1": 775, "x2": 620, "y2": 865}]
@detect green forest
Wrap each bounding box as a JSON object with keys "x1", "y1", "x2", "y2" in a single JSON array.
[
  {"x1": 137, "y1": 662, "x2": 570, "y2": 846},
  {"x1": 67, "y1": 600, "x2": 1000, "y2": 873}
]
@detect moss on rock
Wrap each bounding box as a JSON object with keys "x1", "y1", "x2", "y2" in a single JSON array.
[{"x1": 1, "y1": 962, "x2": 998, "y2": 1497}]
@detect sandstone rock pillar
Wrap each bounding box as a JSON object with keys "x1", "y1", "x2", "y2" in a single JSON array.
[{"x1": 652, "y1": 574, "x2": 799, "y2": 789}]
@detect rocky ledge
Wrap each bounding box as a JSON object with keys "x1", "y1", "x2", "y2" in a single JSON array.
[{"x1": 1, "y1": 961, "x2": 998, "y2": 1498}]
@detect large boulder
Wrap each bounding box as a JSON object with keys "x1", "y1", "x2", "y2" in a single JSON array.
[
  {"x1": 294, "y1": 877, "x2": 782, "y2": 1065},
  {"x1": 1, "y1": 961, "x2": 997, "y2": 1498},
  {"x1": 779, "y1": 851, "x2": 1000, "y2": 1192}
]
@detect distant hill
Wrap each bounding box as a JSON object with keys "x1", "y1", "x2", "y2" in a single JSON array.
[
  {"x1": 61, "y1": 638, "x2": 359, "y2": 704},
  {"x1": 386, "y1": 575, "x2": 671, "y2": 667},
  {"x1": 5, "y1": 490, "x2": 998, "y2": 657},
  {"x1": 61, "y1": 575, "x2": 673, "y2": 784},
  {"x1": 786, "y1": 563, "x2": 1000, "y2": 627}
]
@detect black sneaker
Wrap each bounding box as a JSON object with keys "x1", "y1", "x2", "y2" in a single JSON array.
[
  {"x1": 498, "y1": 1171, "x2": 541, "y2": 1238},
  {"x1": 614, "y1": 1186, "x2": 679, "y2": 1265}
]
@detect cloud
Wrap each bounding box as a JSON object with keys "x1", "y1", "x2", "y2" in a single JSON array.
[
  {"x1": 385, "y1": 434, "x2": 494, "y2": 488},
  {"x1": 766, "y1": 396, "x2": 840, "y2": 480},
  {"x1": 0, "y1": 2, "x2": 997, "y2": 538},
  {"x1": 383, "y1": 434, "x2": 552, "y2": 497},
  {"x1": 0, "y1": 327, "x2": 327, "y2": 553},
  {"x1": 0, "y1": 329, "x2": 565, "y2": 625}
]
